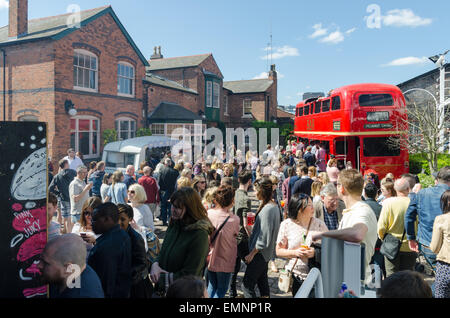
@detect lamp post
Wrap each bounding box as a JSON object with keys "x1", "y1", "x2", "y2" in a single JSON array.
[{"x1": 429, "y1": 51, "x2": 450, "y2": 153}]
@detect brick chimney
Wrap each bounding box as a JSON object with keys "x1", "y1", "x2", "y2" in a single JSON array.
[
  {"x1": 150, "y1": 46, "x2": 163, "y2": 60},
  {"x1": 9, "y1": 0, "x2": 28, "y2": 39},
  {"x1": 268, "y1": 64, "x2": 277, "y2": 81}
]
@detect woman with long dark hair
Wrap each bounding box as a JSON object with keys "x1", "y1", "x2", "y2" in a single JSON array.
[
  {"x1": 242, "y1": 178, "x2": 281, "y2": 298},
  {"x1": 150, "y1": 187, "x2": 214, "y2": 294}
]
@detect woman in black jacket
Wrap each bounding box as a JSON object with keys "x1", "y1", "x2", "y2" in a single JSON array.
[{"x1": 118, "y1": 204, "x2": 153, "y2": 298}]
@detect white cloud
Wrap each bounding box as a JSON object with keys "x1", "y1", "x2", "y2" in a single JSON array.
[
  {"x1": 382, "y1": 9, "x2": 432, "y2": 27},
  {"x1": 345, "y1": 28, "x2": 357, "y2": 35},
  {"x1": 260, "y1": 45, "x2": 299, "y2": 60},
  {"x1": 252, "y1": 72, "x2": 284, "y2": 80},
  {"x1": 309, "y1": 23, "x2": 328, "y2": 39},
  {"x1": 382, "y1": 56, "x2": 429, "y2": 67},
  {"x1": 0, "y1": 0, "x2": 8, "y2": 9},
  {"x1": 320, "y1": 31, "x2": 345, "y2": 44}
]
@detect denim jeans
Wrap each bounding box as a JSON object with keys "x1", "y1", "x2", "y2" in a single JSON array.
[
  {"x1": 242, "y1": 253, "x2": 270, "y2": 298},
  {"x1": 159, "y1": 191, "x2": 172, "y2": 225},
  {"x1": 207, "y1": 271, "x2": 232, "y2": 298}
]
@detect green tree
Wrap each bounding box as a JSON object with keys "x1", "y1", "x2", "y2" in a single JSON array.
[
  {"x1": 102, "y1": 129, "x2": 117, "y2": 145},
  {"x1": 136, "y1": 127, "x2": 152, "y2": 137}
]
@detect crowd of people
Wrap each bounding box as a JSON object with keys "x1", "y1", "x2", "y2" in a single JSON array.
[{"x1": 41, "y1": 143, "x2": 450, "y2": 299}]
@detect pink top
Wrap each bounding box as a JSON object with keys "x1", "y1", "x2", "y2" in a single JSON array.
[
  {"x1": 207, "y1": 208, "x2": 240, "y2": 273},
  {"x1": 327, "y1": 166, "x2": 340, "y2": 182},
  {"x1": 317, "y1": 148, "x2": 327, "y2": 171}
]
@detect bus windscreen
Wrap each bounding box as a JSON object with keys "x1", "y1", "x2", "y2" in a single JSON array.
[
  {"x1": 359, "y1": 94, "x2": 394, "y2": 107},
  {"x1": 363, "y1": 137, "x2": 400, "y2": 157}
]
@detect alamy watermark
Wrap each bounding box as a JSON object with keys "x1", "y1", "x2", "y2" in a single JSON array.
[
  {"x1": 66, "y1": 4, "x2": 81, "y2": 29},
  {"x1": 169, "y1": 120, "x2": 281, "y2": 166}
]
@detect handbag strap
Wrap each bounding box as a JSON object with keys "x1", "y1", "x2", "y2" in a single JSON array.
[{"x1": 210, "y1": 215, "x2": 230, "y2": 245}]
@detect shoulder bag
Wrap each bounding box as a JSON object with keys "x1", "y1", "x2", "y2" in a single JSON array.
[
  {"x1": 278, "y1": 218, "x2": 312, "y2": 293},
  {"x1": 380, "y1": 230, "x2": 406, "y2": 261},
  {"x1": 205, "y1": 216, "x2": 231, "y2": 267}
]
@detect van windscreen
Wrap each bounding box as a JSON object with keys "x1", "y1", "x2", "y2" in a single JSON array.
[{"x1": 106, "y1": 152, "x2": 136, "y2": 168}]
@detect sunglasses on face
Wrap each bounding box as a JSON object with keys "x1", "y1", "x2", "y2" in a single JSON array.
[
  {"x1": 128, "y1": 190, "x2": 135, "y2": 194},
  {"x1": 84, "y1": 211, "x2": 92, "y2": 216}
]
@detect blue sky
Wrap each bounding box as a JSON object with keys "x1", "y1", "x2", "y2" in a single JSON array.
[{"x1": 0, "y1": 0, "x2": 446, "y2": 106}]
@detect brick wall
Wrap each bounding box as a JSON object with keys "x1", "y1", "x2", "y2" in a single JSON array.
[
  {"x1": 51, "y1": 12, "x2": 147, "y2": 162},
  {"x1": 146, "y1": 84, "x2": 198, "y2": 114}
]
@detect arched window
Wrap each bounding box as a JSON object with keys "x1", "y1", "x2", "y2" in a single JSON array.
[
  {"x1": 73, "y1": 49, "x2": 98, "y2": 92},
  {"x1": 70, "y1": 116, "x2": 100, "y2": 159},
  {"x1": 117, "y1": 62, "x2": 135, "y2": 97},
  {"x1": 18, "y1": 115, "x2": 38, "y2": 122},
  {"x1": 115, "y1": 117, "x2": 136, "y2": 140}
]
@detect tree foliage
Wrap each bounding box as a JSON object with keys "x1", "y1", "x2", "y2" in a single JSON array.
[{"x1": 389, "y1": 92, "x2": 450, "y2": 174}]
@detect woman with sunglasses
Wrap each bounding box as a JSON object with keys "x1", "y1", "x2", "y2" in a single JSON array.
[
  {"x1": 150, "y1": 187, "x2": 214, "y2": 295},
  {"x1": 128, "y1": 184, "x2": 154, "y2": 233},
  {"x1": 276, "y1": 193, "x2": 328, "y2": 297},
  {"x1": 72, "y1": 196, "x2": 102, "y2": 254},
  {"x1": 192, "y1": 175, "x2": 207, "y2": 199},
  {"x1": 242, "y1": 177, "x2": 281, "y2": 298}
]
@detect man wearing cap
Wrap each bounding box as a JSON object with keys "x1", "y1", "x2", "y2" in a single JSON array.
[{"x1": 405, "y1": 166, "x2": 450, "y2": 268}]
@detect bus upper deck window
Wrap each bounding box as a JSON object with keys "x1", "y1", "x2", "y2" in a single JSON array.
[
  {"x1": 322, "y1": 99, "x2": 330, "y2": 112},
  {"x1": 332, "y1": 96, "x2": 341, "y2": 110},
  {"x1": 359, "y1": 94, "x2": 394, "y2": 107},
  {"x1": 315, "y1": 101, "x2": 321, "y2": 113},
  {"x1": 304, "y1": 105, "x2": 310, "y2": 115}
]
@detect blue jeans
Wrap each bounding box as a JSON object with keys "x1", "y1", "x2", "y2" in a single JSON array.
[
  {"x1": 207, "y1": 271, "x2": 232, "y2": 298},
  {"x1": 160, "y1": 191, "x2": 172, "y2": 225},
  {"x1": 251, "y1": 170, "x2": 256, "y2": 183}
]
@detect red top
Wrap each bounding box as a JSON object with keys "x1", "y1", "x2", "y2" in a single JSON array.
[{"x1": 138, "y1": 175, "x2": 160, "y2": 204}]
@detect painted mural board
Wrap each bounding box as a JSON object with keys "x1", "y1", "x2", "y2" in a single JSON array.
[{"x1": 0, "y1": 122, "x2": 48, "y2": 298}]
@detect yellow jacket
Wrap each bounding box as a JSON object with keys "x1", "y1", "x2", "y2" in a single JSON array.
[{"x1": 377, "y1": 197, "x2": 412, "y2": 253}]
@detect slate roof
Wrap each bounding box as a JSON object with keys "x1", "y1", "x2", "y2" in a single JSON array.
[
  {"x1": 144, "y1": 73, "x2": 198, "y2": 94},
  {"x1": 0, "y1": 6, "x2": 149, "y2": 66},
  {"x1": 148, "y1": 102, "x2": 203, "y2": 123},
  {"x1": 223, "y1": 79, "x2": 273, "y2": 94},
  {"x1": 147, "y1": 54, "x2": 211, "y2": 71}
]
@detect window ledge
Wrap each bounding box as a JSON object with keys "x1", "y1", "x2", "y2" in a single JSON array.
[
  {"x1": 224, "y1": 113, "x2": 229, "y2": 116},
  {"x1": 74, "y1": 86, "x2": 98, "y2": 93},
  {"x1": 242, "y1": 115, "x2": 253, "y2": 119},
  {"x1": 117, "y1": 92, "x2": 135, "y2": 98}
]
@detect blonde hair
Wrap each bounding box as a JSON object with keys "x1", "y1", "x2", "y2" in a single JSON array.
[
  {"x1": 181, "y1": 168, "x2": 192, "y2": 179},
  {"x1": 311, "y1": 181, "x2": 323, "y2": 197},
  {"x1": 128, "y1": 183, "x2": 147, "y2": 204},
  {"x1": 308, "y1": 166, "x2": 317, "y2": 177},
  {"x1": 112, "y1": 170, "x2": 124, "y2": 185},
  {"x1": 202, "y1": 186, "x2": 218, "y2": 206},
  {"x1": 318, "y1": 172, "x2": 330, "y2": 184},
  {"x1": 177, "y1": 177, "x2": 192, "y2": 189}
]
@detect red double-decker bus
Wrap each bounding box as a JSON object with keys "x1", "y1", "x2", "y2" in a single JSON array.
[{"x1": 294, "y1": 83, "x2": 409, "y2": 178}]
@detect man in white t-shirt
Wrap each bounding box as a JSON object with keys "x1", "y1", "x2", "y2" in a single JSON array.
[
  {"x1": 263, "y1": 144, "x2": 275, "y2": 164},
  {"x1": 64, "y1": 148, "x2": 84, "y2": 171},
  {"x1": 312, "y1": 169, "x2": 377, "y2": 285}
]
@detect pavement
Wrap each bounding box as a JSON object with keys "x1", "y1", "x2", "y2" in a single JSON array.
[{"x1": 153, "y1": 190, "x2": 435, "y2": 298}]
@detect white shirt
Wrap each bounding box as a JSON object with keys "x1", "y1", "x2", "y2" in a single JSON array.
[
  {"x1": 263, "y1": 149, "x2": 275, "y2": 162},
  {"x1": 339, "y1": 201, "x2": 378, "y2": 285},
  {"x1": 132, "y1": 204, "x2": 154, "y2": 232},
  {"x1": 250, "y1": 156, "x2": 259, "y2": 170},
  {"x1": 64, "y1": 156, "x2": 83, "y2": 171}
]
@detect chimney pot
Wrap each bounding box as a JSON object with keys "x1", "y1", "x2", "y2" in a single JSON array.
[{"x1": 9, "y1": 0, "x2": 28, "y2": 39}]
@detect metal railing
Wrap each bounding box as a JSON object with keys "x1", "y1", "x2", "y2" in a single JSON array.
[{"x1": 294, "y1": 268, "x2": 324, "y2": 298}]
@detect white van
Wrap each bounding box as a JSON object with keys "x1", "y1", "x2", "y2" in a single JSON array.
[{"x1": 102, "y1": 136, "x2": 180, "y2": 174}]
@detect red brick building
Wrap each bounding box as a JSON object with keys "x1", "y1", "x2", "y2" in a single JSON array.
[
  {"x1": 0, "y1": 2, "x2": 280, "y2": 167},
  {"x1": 0, "y1": 2, "x2": 148, "y2": 165},
  {"x1": 145, "y1": 49, "x2": 278, "y2": 135}
]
